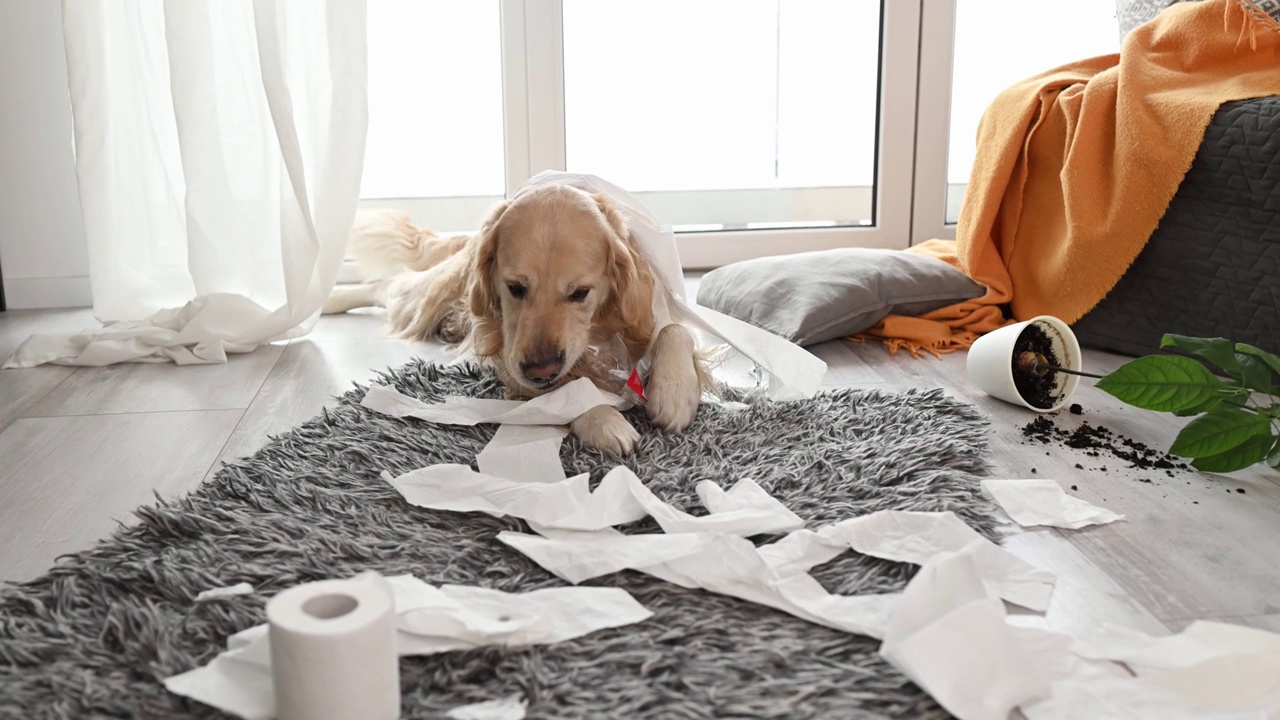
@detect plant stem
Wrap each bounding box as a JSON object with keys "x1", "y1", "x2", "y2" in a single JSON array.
[
  {"x1": 1045, "y1": 365, "x2": 1104, "y2": 380},
  {"x1": 1016, "y1": 351, "x2": 1106, "y2": 380}
]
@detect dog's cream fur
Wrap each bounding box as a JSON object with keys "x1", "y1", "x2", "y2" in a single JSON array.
[{"x1": 325, "y1": 185, "x2": 704, "y2": 454}]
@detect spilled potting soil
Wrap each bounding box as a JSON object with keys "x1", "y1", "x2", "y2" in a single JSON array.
[{"x1": 1020, "y1": 414, "x2": 1192, "y2": 478}]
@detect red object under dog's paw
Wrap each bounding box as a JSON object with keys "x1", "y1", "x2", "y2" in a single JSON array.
[{"x1": 626, "y1": 369, "x2": 648, "y2": 403}]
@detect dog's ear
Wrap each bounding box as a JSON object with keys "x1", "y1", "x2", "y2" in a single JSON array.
[
  {"x1": 466, "y1": 199, "x2": 511, "y2": 358},
  {"x1": 593, "y1": 193, "x2": 656, "y2": 358},
  {"x1": 468, "y1": 199, "x2": 511, "y2": 320}
]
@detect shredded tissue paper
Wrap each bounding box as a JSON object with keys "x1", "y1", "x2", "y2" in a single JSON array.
[
  {"x1": 194, "y1": 582, "x2": 255, "y2": 601},
  {"x1": 980, "y1": 479, "x2": 1124, "y2": 530},
  {"x1": 166, "y1": 231, "x2": 1277, "y2": 717},
  {"x1": 164, "y1": 572, "x2": 650, "y2": 719},
  {"x1": 352, "y1": 375, "x2": 1280, "y2": 719},
  {"x1": 361, "y1": 379, "x2": 615, "y2": 483},
  {"x1": 445, "y1": 694, "x2": 528, "y2": 720}
]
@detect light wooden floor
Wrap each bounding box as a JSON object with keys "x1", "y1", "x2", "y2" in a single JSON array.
[{"x1": 1, "y1": 302, "x2": 1278, "y2": 642}]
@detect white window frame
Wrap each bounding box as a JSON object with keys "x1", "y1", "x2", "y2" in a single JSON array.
[
  {"x1": 911, "y1": 0, "x2": 960, "y2": 245},
  {"x1": 676, "y1": 0, "x2": 924, "y2": 267},
  {"x1": 361, "y1": 1, "x2": 947, "y2": 270}
]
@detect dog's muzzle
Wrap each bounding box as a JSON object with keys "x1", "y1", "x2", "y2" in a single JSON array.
[{"x1": 520, "y1": 350, "x2": 566, "y2": 387}]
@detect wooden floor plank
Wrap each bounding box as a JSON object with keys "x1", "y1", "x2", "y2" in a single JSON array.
[
  {"x1": 1164, "y1": 613, "x2": 1280, "y2": 633},
  {"x1": 0, "y1": 309, "x2": 97, "y2": 433},
  {"x1": 0, "y1": 410, "x2": 242, "y2": 582},
  {"x1": 1246, "y1": 614, "x2": 1280, "y2": 633},
  {"x1": 808, "y1": 339, "x2": 893, "y2": 388},
  {"x1": 1001, "y1": 528, "x2": 1170, "y2": 637},
  {"x1": 0, "y1": 308, "x2": 98, "y2": 359}
]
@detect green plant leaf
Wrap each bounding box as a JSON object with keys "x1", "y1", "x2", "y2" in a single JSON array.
[
  {"x1": 1191, "y1": 434, "x2": 1277, "y2": 473},
  {"x1": 1235, "y1": 354, "x2": 1276, "y2": 395},
  {"x1": 1171, "y1": 393, "x2": 1226, "y2": 417},
  {"x1": 1270, "y1": 441, "x2": 1280, "y2": 469},
  {"x1": 1161, "y1": 335, "x2": 1242, "y2": 378},
  {"x1": 1096, "y1": 355, "x2": 1230, "y2": 412},
  {"x1": 1235, "y1": 342, "x2": 1280, "y2": 381},
  {"x1": 1170, "y1": 408, "x2": 1271, "y2": 458}
]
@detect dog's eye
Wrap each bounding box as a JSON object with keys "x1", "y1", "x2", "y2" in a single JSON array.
[
  {"x1": 507, "y1": 282, "x2": 527, "y2": 299},
  {"x1": 568, "y1": 287, "x2": 591, "y2": 303}
]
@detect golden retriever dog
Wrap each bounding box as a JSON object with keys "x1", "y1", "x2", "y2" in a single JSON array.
[{"x1": 324, "y1": 184, "x2": 704, "y2": 454}]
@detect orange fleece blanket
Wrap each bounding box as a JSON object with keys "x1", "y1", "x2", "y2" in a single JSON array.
[{"x1": 861, "y1": 0, "x2": 1280, "y2": 357}]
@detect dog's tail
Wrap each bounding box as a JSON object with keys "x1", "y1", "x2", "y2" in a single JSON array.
[{"x1": 345, "y1": 208, "x2": 440, "y2": 282}]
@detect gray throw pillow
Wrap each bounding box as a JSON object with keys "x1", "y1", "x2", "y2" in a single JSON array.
[{"x1": 695, "y1": 248, "x2": 985, "y2": 347}]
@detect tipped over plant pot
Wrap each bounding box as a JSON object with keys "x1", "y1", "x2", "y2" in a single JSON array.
[
  {"x1": 967, "y1": 315, "x2": 1084, "y2": 413},
  {"x1": 969, "y1": 322, "x2": 1280, "y2": 474}
]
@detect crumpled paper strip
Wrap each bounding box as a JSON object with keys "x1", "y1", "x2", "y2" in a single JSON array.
[
  {"x1": 498, "y1": 529, "x2": 900, "y2": 639},
  {"x1": 980, "y1": 479, "x2": 1124, "y2": 530},
  {"x1": 383, "y1": 464, "x2": 803, "y2": 536},
  {"x1": 164, "y1": 573, "x2": 651, "y2": 719},
  {"x1": 446, "y1": 694, "x2": 527, "y2": 720},
  {"x1": 360, "y1": 378, "x2": 627, "y2": 427},
  {"x1": 816, "y1": 510, "x2": 1057, "y2": 611}
]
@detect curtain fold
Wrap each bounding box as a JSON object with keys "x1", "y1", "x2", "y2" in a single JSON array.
[{"x1": 4, "y1": 0, "x2": 367, "y2": 368}]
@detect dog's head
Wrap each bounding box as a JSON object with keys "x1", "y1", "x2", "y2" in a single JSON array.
[{"x1": 467, "y1": 184, "x2": 655, "y2": 394}]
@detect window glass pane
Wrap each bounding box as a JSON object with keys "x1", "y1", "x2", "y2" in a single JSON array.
[
  {"x1": 946, "y1": 1, "x2": 1119, "y2": 223},
  {"x1": 361, "y1": 0, "x2": 504, "y2": 200},
  {"x1": 563, "y1": 0, "x2": 881, "y2": 230}
]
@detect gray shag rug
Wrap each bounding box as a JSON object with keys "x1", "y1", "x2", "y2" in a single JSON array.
[{"x1": 0, "y1": 361, "x2": 999, "y2": 719}]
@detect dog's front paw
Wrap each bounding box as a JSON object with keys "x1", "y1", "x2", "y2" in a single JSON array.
[
  {"x1": 433, "y1": 308, "x2": 470, "y2": 344},
  {"x1": 571, "y1": 405, "x2": 639, "y2": 455},
  {"x1": 646, "y1": 327, "x2": 701, "y2": 433}
]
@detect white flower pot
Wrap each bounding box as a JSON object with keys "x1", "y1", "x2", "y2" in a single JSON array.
[{"x1": 966, "y1": 315, "x2": 1083, "y2": 413}]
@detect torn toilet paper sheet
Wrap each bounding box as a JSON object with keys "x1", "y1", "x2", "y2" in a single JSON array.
[
  {"x1": 361, "y1": 377, "x2": 628, "y2": 427},
  {"x1": 362, "y1": 384, "x2": 518, "y2": 423},
  {"x1": 1074, "y1": 620, "x2": 1280, "y2": 674},
  {"x1": 873, "y1": 546, "x2": 1279, "y2": 720},
  {"x1": 1070, "y1": 621, "x2": 1280, "y2": 716},
  {"x1": 980, "y1": 479, "x2": 1125, "y2": 530},
  {"x1": 698, "y1": 477, "x2": 797, "y2": 520},
  {"x1": 631, "y1": 473, "x2": 803, "y2": 536},
  {"x1": 816, "y1": 510, "x2": 1057, "y2": 611},
  {"x1": 195, "y1": 582, "x2": 255, "y2": 601},
  {"x1": 476, "y1": 424, "x2": 568, "y2": 483},
  {"x1": 494, "y1": 507, "x2": 1054, "y2": 640},
  {"x1": 164, "y1": 573, "x2": 651, "y2": 720},
  {"x1": 1022, "y1": 642, "x2": 1278, "y2": 719},
  {"x1": 383, "y1": 465, "x2": 645, "y2": 530},
  {"x1": 164, "y1": 640, "x2": 275, "y2": 720},
  {"x1": 644, "y1": 533, "x2": 901, "y2": 639},
  {"x1": 1139, "y1": 654, "x2": 1280, "y2": 717},
  {"x1": 816, "y1": 510, "x2": 994, "y2": 564},
  {"x1": 878, "y1": 546, "x2": 1067, "y2": 720},
  {"x1": 393, "y1": 579, "x2": 653, "y2": 654},
  {"x1": 446, "y1": 694, "x2": 527, "y2": 720},
  {"x1": 499, "y1": 529, "x2": 900, "y2": 639},
  {"x1": 504, "y1": 529, "x2": 723, "y2": 582},
  {"x1": 517, "y1": 171, "x2": 826, "y2": 399},
  {"x1": 384, "y1": 464, "x2": 803, "y2": 536}
]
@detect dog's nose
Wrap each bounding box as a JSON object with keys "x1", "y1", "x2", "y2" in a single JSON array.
[{"x1": 520, "y1": 350, "x2": 565, "y2": 385}]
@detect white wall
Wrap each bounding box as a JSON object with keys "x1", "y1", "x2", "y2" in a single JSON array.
[{"x1": 0, "y1": 0, "x2": 91, "y2": 309}]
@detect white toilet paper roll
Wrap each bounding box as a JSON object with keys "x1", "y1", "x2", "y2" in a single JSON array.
[{"x1": 267, "y1": 577, "x2": 400, "y2": 720}]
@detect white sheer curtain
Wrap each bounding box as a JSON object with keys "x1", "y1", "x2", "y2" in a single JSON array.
[{"x1": 4, "y1": 0, "x2": 367, "y2": 367}]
